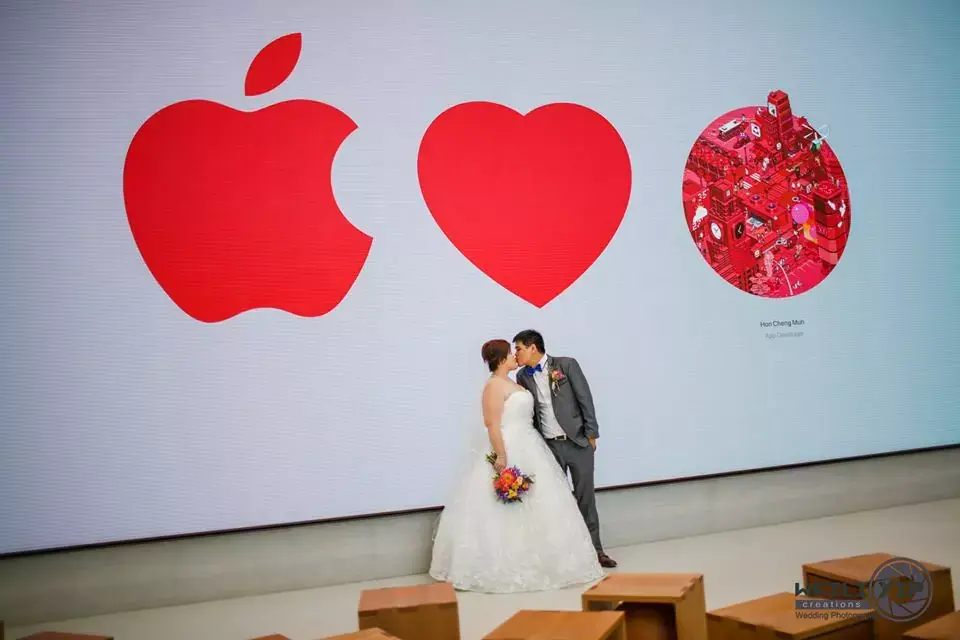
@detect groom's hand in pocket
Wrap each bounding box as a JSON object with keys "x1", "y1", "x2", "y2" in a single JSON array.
[{"x1": 588, "y1": 437, "x2": 597, "y2": 450}]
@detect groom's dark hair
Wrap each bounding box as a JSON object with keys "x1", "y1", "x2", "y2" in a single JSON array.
[{"x1": 513, "y1": 329, "x2": 545, "y2": 353}]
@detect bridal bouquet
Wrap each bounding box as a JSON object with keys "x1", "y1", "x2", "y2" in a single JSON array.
[{"x1": 485, "y1": 452, "x2": 534, "y2": 503}]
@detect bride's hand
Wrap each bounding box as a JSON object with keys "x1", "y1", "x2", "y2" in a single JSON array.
[{"x1": 494, "y1": 454, "x2": 507, "y2": 472}]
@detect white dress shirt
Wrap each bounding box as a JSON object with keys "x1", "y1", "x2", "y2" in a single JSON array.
[{"x1": 530, "y1": 355, "x2": 566, "y2": 439}]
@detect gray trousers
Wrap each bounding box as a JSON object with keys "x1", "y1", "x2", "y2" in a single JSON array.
[{"x1": 545, "y1": 438, "x2": 602, "y2": 552}]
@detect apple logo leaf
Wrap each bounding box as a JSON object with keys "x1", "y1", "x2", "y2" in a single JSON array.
[{"x1": 244, "y1": 33, "x2": 303, "y2": 97}]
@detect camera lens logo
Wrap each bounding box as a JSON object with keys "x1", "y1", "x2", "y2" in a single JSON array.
[{"x1": 867, "y1": 557, "x2": 933, "y2": 622}]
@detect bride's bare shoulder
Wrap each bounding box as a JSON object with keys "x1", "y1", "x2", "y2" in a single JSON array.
[{"x1": 482, "y1": 377, "x2": 509, "y2": 398}]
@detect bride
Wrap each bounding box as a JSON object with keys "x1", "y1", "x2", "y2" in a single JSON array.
[{"x1": 429, "y1": 339, "x2": 605, "y2": 593}]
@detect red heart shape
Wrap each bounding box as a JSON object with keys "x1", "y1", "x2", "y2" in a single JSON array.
[{"x1": 418, "y1": 102, "x2": 632, "y2": 307}]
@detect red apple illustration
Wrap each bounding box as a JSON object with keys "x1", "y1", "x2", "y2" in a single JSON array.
[{"x1": 123, "y1": 33, "x2": 372, "y2": 323}]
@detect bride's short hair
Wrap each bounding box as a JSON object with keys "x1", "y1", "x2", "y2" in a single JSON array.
[{"x1": 481, "y1": 339, "x2": 511, "y2": 372}]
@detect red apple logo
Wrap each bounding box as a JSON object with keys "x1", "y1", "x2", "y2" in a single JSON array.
[
  {"x1": 418, "y1": 101, "x2": 631, "y2": 307},
  {"x1": 123, "y1": 33, "x2": 372, "y2": 323}
]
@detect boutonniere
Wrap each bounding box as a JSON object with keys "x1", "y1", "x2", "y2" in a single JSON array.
[{"x1": 549, "y1": 368, "x2": 566, "y2": 393}]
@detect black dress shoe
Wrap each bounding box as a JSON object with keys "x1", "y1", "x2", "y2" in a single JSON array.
[{"x1": 597, "y1": 552, "x2": 618, "y2": 568}]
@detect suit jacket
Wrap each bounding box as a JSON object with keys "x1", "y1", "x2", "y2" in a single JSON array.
[{"x1": 515, "y1": 355, "x2": 599, "y2": 448}]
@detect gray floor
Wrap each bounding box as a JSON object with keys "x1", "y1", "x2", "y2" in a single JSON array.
[{"x1": 9, "y1": 499, "x2": 960, "y2": 640}]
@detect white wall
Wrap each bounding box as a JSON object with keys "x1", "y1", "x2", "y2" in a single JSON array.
[{"x1": 2, "y1": 447, "x2": 958, "y2": 626}]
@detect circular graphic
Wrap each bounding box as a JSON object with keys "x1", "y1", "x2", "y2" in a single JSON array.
[
  {"x1": 681, "y1": 89, "x2": 851, "y2": 298},
  {"x1": 866, "y1": 557, "x2": 934, "y2": 622}
]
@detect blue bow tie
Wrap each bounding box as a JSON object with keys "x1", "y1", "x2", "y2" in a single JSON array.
[{"x1": 525, "y1": 364, "x2": 543, "y2": 375}]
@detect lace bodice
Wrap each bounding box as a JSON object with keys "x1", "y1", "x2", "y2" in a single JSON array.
[{"x1": 501, "y1": 389, "x2": 535, "y2": 432}]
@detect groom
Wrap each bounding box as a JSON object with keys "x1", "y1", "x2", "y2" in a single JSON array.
[{"x1": 513, "y1": 329, "x2": 617, "y2": 569}]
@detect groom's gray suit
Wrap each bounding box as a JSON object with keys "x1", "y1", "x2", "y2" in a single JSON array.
[{"x1": 515, "y1": 355, "x2": 603, "y2": 552}]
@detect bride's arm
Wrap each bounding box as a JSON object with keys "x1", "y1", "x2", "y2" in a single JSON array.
[{"x1": 482, "y1": 384, "x2": 507, "y2": 468}]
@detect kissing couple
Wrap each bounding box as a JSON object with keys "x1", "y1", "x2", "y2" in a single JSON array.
[{"x1": 429, "y1": 329, "x2": 617, "y2": 593}]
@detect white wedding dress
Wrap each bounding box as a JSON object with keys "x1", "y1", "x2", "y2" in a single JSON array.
[{"x1": 429, "y1": 388, "x2": 605, "y2": 592}]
